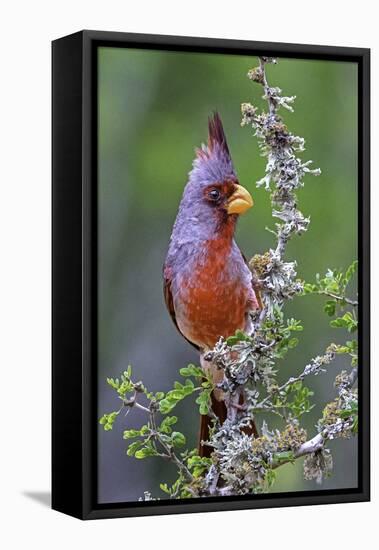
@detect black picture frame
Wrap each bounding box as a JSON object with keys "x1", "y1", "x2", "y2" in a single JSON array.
[{"x1": 52, "y1": 30, "x2": 370, "y2": 520}]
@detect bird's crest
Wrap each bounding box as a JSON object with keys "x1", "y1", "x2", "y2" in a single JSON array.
[
  {"x1": 207, "y1": 112, "x2": 231, "y2": 158},
  {"x1": 193, "y1": 112, "x2": 236, "y2": 184},
  {"x1": 196, "y1": 112, "x2": 231, "y2": 160}
]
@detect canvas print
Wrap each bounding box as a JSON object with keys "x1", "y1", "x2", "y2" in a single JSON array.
[{"x1": 97, "y1": 49, "x2": 358, "y2": 503}]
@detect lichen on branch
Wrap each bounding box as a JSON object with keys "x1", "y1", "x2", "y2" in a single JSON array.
[{"x1": 242, "y1": 56, "x2": 320, "y2": 318}]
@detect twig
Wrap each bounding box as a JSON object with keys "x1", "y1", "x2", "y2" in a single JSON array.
[
  {"x1": 148, "y1": 406, "x2": 194, "y2": 485},
  {"x1": 255, "y1": 346, "x2": 337, "y2": 411},
  {"x1": 316, "y1": 290, "x2": 358, "y2": 306}
]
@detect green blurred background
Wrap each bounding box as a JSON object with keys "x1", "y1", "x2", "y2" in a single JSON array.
[{"x1": 97, "y1": 47, "x2": 358, "y2": 503}]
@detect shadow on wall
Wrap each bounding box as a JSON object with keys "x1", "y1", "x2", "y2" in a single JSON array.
[{"x1": 22, "y1": 491, "x2": 51, "y2": 508}]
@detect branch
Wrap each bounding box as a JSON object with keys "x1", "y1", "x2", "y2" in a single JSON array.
[
  {"x1": 255, "y1": 346, "x2": 337, "y2": 413},
  {"x1": 316, "y1": 290, "x2": 358, "y2": 306},
  {"x1": 274, "y1": 366, "x2": 358, "y2": 469},
  {"x1": 242, "y1": 57, "x2": 320, "y2": 321},
  {"x1": 149, "y1": 408, "x2": 194, "y2": 485},
  {"x1": 295, "y1": 433, "x2": 323, "y2": 458}
]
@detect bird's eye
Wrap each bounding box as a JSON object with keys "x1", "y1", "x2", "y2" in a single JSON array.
[{"x1": 208, "y1": 188, "x2": 221, "y2": 201}]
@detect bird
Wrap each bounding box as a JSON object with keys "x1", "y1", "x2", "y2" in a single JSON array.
[{"x1": 163, "y1": 112, "x2": 260, "y2": 457}]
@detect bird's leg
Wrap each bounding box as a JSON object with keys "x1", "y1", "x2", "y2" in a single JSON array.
[{"x1": 200, "y1": 353, "x2": 225, "y2": 402}]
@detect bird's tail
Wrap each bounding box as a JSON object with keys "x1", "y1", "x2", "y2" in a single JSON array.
[
  {"x1": 198, "y1": 392, "x2": 258, "y2": 458},
  {"x1": 199, "y1": 393, "x2": 227, "y2": 458}
]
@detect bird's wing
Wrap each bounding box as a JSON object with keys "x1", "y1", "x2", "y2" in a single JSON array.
[{"x1": 163, "y1": 271, "x2": 200, "y2": 351}]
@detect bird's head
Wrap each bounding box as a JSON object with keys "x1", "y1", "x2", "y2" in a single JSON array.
[{"x1": 180, "y1": 113, "x2": 253, "y2": 232}]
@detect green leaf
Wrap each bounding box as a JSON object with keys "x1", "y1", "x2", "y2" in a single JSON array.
[
  {"x1": 154, "y1": 392, "x2": 165, "y2": 400},
  {"x1": 159, "y1": 380, "x2": 196, "y2": 414},
  {"x1": 324, "y1": 300, "x2": 336, "y2": 317},
  {"x1": 106, "y1": 377, "x2": 120, "y2": 390},
  {"x1": 288, "y1": 337, "x2": 299, "y2": 349},
  {"x1": 99, "y1": 411, "x2": 119, "y2": 431},
  {"x1": 339, "y1": 401, "x2": 358, "y2": 418},
  {"x1": 346, "y1": 340, "x2": 358, "y2": 351},
  {"x1": 285, "y1": 382, "x2": 315, "y2": 418},
  {"x1": 265, "y1": 468, "x2": 277, "y2": 487},
  {"x1": 187, "y1": 455, "x2": 212, "y2": 477},
  {"x1": 195, "y1": 390, "x2": 212, "y2": 415},
  {"x1": 287, "y1": 318, "x2": 304, "y2": 331},
  {"x1": 160, "y1": 416, "x2": 178, "y2": 433},
  {"x1": 303, "y1": 283, "x2": 318, "y2": 294},
  {"x1": 171, "y1": 431, "x2": 186, "y2": 447},
  {"x1": 330, "y1": 318, "x2": 345, "y2": 328},
  {"x1": 123, "y1": 429, "x2": 141, "y2": 440},
  {"x1": 351, "y1": 415, "x2": 359, "y2": 434},
  {"x1": 135, "y1": 446, "x2": 158, "y2": 459},
  {"x1": 159, "y1": 483, "x2": 170, "y2": 495},
  {"x1": 126, "y1": 440, "x2": 144, "y2": 456},
  {"x1": 334, "y1": 340, "x2": 358, "y2": 364},
  {"x1": 330, "y1": 312, "x2": 358, "y2": 332},
  {"x1": 180, "y1": 364, "x2": 203, "y2": 378},
  {"x1": 170, "y1": 390, "x2": 185, "y2": 399},
  {"x1": 226, "y1": 329, "x2": 251, "y2": 345},
  {"x1": 344, "y1": 260, "x2": 358, "y2": 285},
  {"x1": 273, "y1": 450, "x2": 295, "y2": 464},
  {"x1": 159, "y1": 399, "x2": 174, "y2": 414},
  {"x1": 184, "y1": 378, "x2": 195, "y2": 390}
]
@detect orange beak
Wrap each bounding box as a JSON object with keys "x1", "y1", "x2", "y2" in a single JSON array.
[{"x1": 227, "y1": 184, "x2": 254, "y2": 215}]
